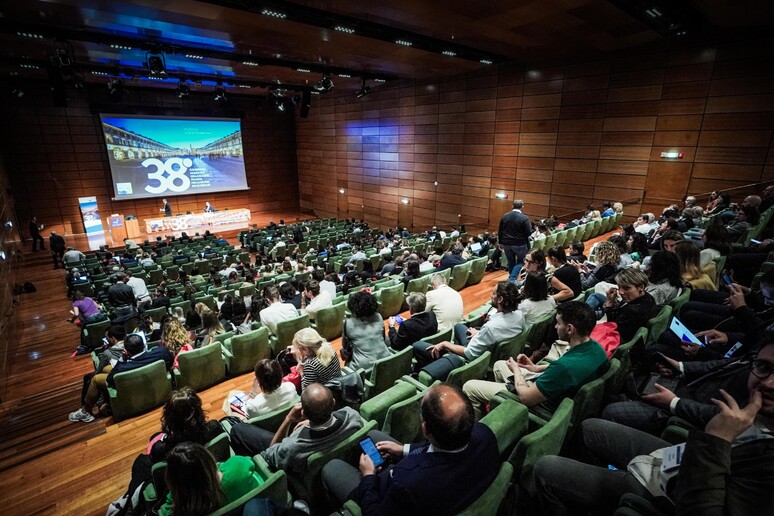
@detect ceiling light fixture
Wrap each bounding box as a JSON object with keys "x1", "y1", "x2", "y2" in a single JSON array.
[
  {"x1": 91, "y1": 71, "x2": 110, "y2": 76},
  {"x1": 296, "y1": 68, "x2": 311, "y2": 73},
  {"x1": 395, "y1": 39, "x2": 412, "y2": 46},
  {"x1": 261, "y1": 9, "x2": 287, "y2": 18},
  {"x1": 373, "y1": 78, "x2": 386, "y2": 83},
  {"x1": 338, "y1": 73, "x2": 351, "y2": 78},
  {"x1": 243, "y1": 61, "x2": 260, "y2": 66},
  {"x1": 17, "y1": 32, "x2": 44, "y2": 39},
  {"x1": 480, "y1": 59, "x2": 493, "y2": 65},
  {"x1": 20, "y1": 64, "x2": 40, "y2": 70},
  {"x1": 334, "y1": 26, "x2": 355, "y2": 34},
  {"x1": 442, "y1": 50, "x2": 456, "y2": 56},
  {"x1": 110, "y1": 44, "x2": 133, "y2": 50},
  {"x1": 185, "y1": 54, "x2": 204, "y2": 59}
]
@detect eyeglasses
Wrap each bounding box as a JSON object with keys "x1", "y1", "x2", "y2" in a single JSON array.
[
  {"x1": 752, "y1": 359, "x2": 774, "y2": 380},
  {"x1": 524, "y1": 259, "x2": 535, "y2": 264}
]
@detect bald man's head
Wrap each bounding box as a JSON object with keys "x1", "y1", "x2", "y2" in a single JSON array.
[
  {"x1": 420, "y1": 385, "x2": 474, "y2": 450},
  {"x1": 301, "y1": 383, "x2": 335, "y2": 425}
]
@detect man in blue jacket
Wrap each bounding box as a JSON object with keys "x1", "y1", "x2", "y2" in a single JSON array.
[{"x1": 321, "y1": 385, "x2": 500, "y2": 515}]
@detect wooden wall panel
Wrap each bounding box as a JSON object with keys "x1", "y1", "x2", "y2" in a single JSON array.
[{"x1": 294, "y1": 37, "x2": 774, "y2": 234}]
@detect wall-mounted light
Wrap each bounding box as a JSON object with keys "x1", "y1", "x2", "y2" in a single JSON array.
[
  {"x1": 660, "y1": 151, "x2": 684, "y2": 159},
  {"x1": 338, "y1": 188, "x2": 345, "y2": 194},
  {"x1": 401, "y1": 198, "x2": 410, "y2": 205},
  {"x1": 433, "y1": 181, "x2": 438, "y2": 186},
  {"x1": 495, "y1": 192, "x2": 508, "y2": 200}
]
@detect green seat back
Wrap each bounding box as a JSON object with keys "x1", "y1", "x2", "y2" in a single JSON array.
[
  {"x1": 271, "y1": 313, "x2": 310, "y2": 355},
  {"x1": 145, "y1": 306, "x2": 168, "y2": 323},
  {"x1": 314, "y1": 302, "x2": 346, "y2": 341},
  {"x1": 83, "y1": 319, "x2": 111, "y2": 350},
  {"x1": 455, "y1": 462, "x2": 513, "y2": 516},
  {"x1": 205, "y1": 432, "x2": 232, "y2": 463},
  {"x1": 239, "y1": 283, "x2": 256, "y2": 298},
  {"x1": 214, "y1": 331, "x2": 235, "y2": 345},
  {"x1": 445, "y1": 351, "x2": 492, "y2": 390},
  {"x1": 465, "y1": 257, "x2": 487, "y2": 286},
  {"x1": 199, "y1": 294, "x2": 218, "y2": 312},
  {"x1": 365, "y1": 346, "x2": 414, "y2": 399},
  {"x1": 668, "y1": 285, "x2": 692, "y2": 315},
  {"x1": 612, "y1": 327, "x2": 648, "y2": 392},
  {"x1": 423, "y1": 326, "x2": 454, "y2": 345},
  {"x1": 169, "y1": 299, "x2": 192, "y2": 317},
  {"x1": 645, "y1": 305, "x2": 672, "y2": 347},
  {"x1": 377, "y1": 283, "x2": 404, "y2": 320},
  {"x1": 223, "y1": 327, "x2": 271, "y2": 376},
  {"x1": 568, "y1": 359, "x2": 620, "y2": 433},
  {"x1": 508, "y1": 398, "x2": 574, "y2": 497},
  {"x1": 491, "y1": 330, "x2": 530, "y2": 365},
  {"x1": 174, "y1": 344, "x2": 226, "y2": 391},
  {"x1": 448, "y1": 261, "x2": 471, "y2": 291},
  {"x1": 480, "y1": 399, "x2": 529, "y2": 459},
  {"x1": 405, "y1": 276, "x2": 428, "y2": 295},
  {"x1": 360, "y1": 381, "x2": 417, "y2": 430},
  {"x1": 463, "y1": 303, "x2": 492, "y2": 328},
  {"x1": 108, "y1": 360, "x2": 172, "y2": 421},
  {"x1": 382, "y1": 386, "x2": 427, "y2": 444},
  {"x1": 528, "y1": 310, "x2": 557, "y2": 352},
  {"x1": 148, "y1": 269, "x2": 164, "y2": 285}
]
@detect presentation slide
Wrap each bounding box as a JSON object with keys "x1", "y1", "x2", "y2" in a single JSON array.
[{"x1": 100, "y1": 114, "x2": 249, "y2": 200}]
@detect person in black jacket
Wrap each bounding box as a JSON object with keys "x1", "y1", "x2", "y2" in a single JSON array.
[
  {"x1": 602, "y1": 268, "x2": 657, "y2": 344},
  {"x1": 321, "y1": 385, "x2": 500, "y2": 515},
  {"x1": 498, "y1": 199, "x2": 532, "y2": 282},
  {"x1": 29, "y1": 216, "x2": 45, "y2": 251},
  {"x1": 437, "y1": 242, "x2": 466, "y2": 272},
  {"x1": 69, "y1": 334, "x2": 173, "y2": 423},
  {"x1": 388, "y1": 292, "x2": 438, "y2": 351},
  {"x1": 49, "y1": 231, "x2": 66, "y2": 269}
]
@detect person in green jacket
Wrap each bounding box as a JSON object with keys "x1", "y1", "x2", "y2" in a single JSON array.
[{"x1": 159, "y1": 442, "x2": 262, "y2": 516}]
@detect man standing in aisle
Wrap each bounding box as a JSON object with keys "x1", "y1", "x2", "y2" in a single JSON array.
[
  {"x1": 498, "y1": 199, "x2": 532, "y2": 282},
  {"x1": 49, "y1": 231, "x2": 66, "y2": 269},
  {"x1": 29, "y1": 216, "x2": 45, "y2": 251}
]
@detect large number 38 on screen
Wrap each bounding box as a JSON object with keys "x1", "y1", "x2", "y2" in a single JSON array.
[{"x1": 143, "y1": 158, "x2": 193, "y2": 194}]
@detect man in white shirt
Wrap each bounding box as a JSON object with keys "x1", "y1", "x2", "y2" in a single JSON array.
[
  {"x1": 634, "y1": 213, "x2": 658, "y2": 235},
  {"x1": 425, "y1": 273, "x2": 464, "y2": 332},
  {"x1": 259, "y1": 285, "x2": 299, "y2": 335},
  {"x1": 347, "y1": 245, "x2": 367, "y2": 265},
  {"x1": 123, "y1": 271, "x2": 151, "y2": 310},
  {"x1": 314, "y1": 270, "x2": 337, "y2": 300},
  {"x1": 301, "y1": 280, "x2": 333, "y2": 321}
]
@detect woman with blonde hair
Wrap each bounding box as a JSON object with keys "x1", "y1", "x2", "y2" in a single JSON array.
[
  {"x1": 674, "y1": 240, "x2": 716, "y2": 290},
  {"x1": 574, "y1": 241, "x2": 621, "y2": 289},
  {"x1": 163, "y1": 319, "x2": 194, "y2": 369},
  {"x1": 198, "y1": 310, "x2": 225, "y2": 346},
  {"x1": 291, "y1": 327, "x2": 341, "y2": 390}
]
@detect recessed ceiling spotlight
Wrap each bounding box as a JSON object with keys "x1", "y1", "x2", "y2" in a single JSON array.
[
  {"x1": 185, "y1": 54, "x2": 204, "y2": 59},
  {"x1": 442, "y1": 50, "x2": 456, "y2": 56},
  {"x1": 243, "y1": 61, "x2": 260, "y2": 66},
  {"x1": 480, "y1": 59, "x2": 493, "y2": 65},
  {"x1": 20, "y1": 64, "x2": 40, "y2": 69},
  {"x1": 296, "y1": 68, "x2": 311, "y2": 73},
  {"x1": 17, "y1": 32, "x2": 44, "y2": 39},
  {"x1": 338, "y1": 73, "x2": 351, "y2": 78},
  {"x1": 110, "y1": 44, "x2": 133, "y2": 50},
  {"x1": 395, "y1": 40, "x2": 412, "y2": 46},
  {"x1": 334, "y1": 26, "x2": 355, "y2": 34},
  {"x1": 373, "y1": 78, "x2": 386, "y2": 83}
]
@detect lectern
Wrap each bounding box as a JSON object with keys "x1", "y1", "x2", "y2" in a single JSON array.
[{"x1": 108, "y1": 214, "x2": 127, "y2": 244}]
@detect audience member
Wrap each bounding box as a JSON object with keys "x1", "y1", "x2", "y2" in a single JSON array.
[
  {"x1": 258, "y1": 285, "x2": 298, "y2": 335},
  {"x1": 342, "y1": 290, "x2": 391, "y2": 370},
  {"x1": 498, "y1": 199, "x2": 533, "y2": 282},
  {"x1": 413, "y1": 281, "x2": 523, "y2": 381},
  {"x1": 388, "y1": 292, "x2": 438, "y2": 351},
  {"x1": 425, "y1": 273, "x2": 464, "y2": 332},
  {"x1": 291, "y1": 328, "x2": 342, "y2": 391}
]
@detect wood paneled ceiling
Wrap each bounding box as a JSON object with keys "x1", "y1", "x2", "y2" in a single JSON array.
[{"x1": 0, "y1": 0, "x2": 772, "y2": 97}]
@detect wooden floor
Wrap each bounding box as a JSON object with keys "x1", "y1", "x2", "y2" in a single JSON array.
[{"x1": 0, "y1": 211, "x2": 613, "y2": 516}]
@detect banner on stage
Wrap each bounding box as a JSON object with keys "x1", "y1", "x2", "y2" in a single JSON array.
[{"x1": 78, "y1": 196, "x2": 105, "y2": 235}]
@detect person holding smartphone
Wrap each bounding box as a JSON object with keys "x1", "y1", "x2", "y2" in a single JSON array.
[{"x1": 321, "y1": 385, "x2": 500, "y2": 515}]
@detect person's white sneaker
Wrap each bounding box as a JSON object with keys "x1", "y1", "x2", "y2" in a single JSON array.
[{"x1": 68, "y1": 408, "x2": 95, "y2": 423}]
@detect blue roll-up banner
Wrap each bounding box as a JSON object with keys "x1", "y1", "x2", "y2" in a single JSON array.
[{"x1": 78, "y1": 196, "x2": 105, "y2": 235}]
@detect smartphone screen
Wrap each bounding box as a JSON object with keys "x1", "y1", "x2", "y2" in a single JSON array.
[
  {"x1": 359, "y1": 437, "x2": 384, "y2": 468},
  {"x1": 751, "y1": 239, "x2": 761, "y2": 245},
  {"x1": 722, "y1": 274, "x2": 733, "y2": 286}
]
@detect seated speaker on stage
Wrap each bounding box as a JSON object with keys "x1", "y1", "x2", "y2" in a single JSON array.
[
  {"x1": 161, "y1": 198, "x2": 172, "y2": 216},
  {"x1": 204, "y1": 201, "x2": 215, "y2": 213}
]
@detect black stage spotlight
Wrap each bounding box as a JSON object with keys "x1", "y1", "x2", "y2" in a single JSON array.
[
  {"x1": 107, "y1": 78, "x2": 125, "y2": 101},
  {"x1": 177, "y1": 80, "x2": 190, "y2": 99},
  {"x1": 313, "y1": 73, "x2": 334, "y2": 93},
  {"x1": 355, "y1": 78, "x2": 371, "y2": 99},
  {"x1": 146, "y1": 52, "x2": 166, "y2": 75},
  {"x1": 213, "y1": 82, "x2": 227, "y2": 102}
]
